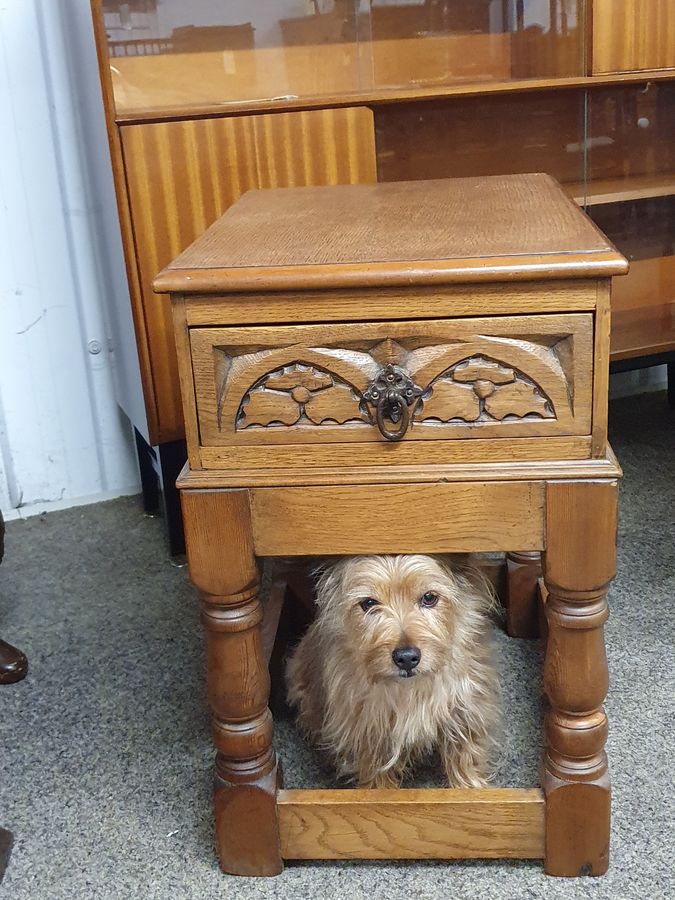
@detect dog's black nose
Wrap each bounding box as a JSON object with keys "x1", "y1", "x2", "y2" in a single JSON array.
[{"x1": 392, "y1": 646, "x2": 421, "y2": 672}]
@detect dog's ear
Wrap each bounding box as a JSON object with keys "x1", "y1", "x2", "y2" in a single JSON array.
[
  {"x1": 433, "y1": 554, "x2": 499, "y2": 615},
  {"x1": 312, "y1": 558, "x2": 346, "y2": 608},
  {"x1": 430, "y1": 554, "x2": 462, "y2": 588},
  {"x1": 454, "y1": 565, "x2": 500, "y2": 617}
]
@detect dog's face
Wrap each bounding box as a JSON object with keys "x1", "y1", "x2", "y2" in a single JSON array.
[{"x1": 315, "y1": 555, "x2": 464, "y2": 683}]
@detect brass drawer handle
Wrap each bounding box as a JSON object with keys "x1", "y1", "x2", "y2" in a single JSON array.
[{"x1": 364, "y1": 364, "x2": 422, "y2": 442}]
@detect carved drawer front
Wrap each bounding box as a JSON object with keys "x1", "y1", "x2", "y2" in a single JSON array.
[{"x1": 189, "y1": 314, "x2": 594, "y2": 448}]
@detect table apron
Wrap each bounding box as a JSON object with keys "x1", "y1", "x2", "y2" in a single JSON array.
[{"x1": 248, "y1": 481, "x2": 544, "y2": 555}]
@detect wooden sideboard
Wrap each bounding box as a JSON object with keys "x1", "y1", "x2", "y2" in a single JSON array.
[{"x1": 91, "y1": 0, "x2": 674, "y2": 544}]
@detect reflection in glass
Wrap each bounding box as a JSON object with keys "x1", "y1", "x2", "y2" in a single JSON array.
[
  {"x1": 100, "y1": 1, "x2": 588, "y2": 115},
  {"x1": 376, "y1": 89, "x2": 586, "y2": 190}
]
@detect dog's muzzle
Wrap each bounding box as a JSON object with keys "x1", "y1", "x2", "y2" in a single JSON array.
[{"x1": 392, "y1": 645, "x2": 421, "y2": 677}]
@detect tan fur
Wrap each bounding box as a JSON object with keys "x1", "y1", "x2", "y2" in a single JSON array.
[{"x1": 286, "y1": 555, "x2": 501, "y2": 788}]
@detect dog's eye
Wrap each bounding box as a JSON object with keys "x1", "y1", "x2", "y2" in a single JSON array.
[
  {"x1": 359, "y1": 598, "x2": 380, "y2": 612},
  {"x1": 419, "y1": 591, "x2": 439, "y2": 608}
]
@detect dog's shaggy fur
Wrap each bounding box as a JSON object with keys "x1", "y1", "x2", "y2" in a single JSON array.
[{"x1": 286, "y1": 555, "x2": 500, "y2": 788}]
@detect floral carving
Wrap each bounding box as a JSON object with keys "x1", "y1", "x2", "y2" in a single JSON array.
[
  {"x1": 240, "y1": 389, "x2": 301, "y2": 428},
  {"x1": 414, "y1": 355, "x2": 554, "y2": 424},
  {"x1": 219, "y1": 335, "x2": 571, "y2": 439},
  {"x1": 237, "y1": 363, "x2": 368, "y2": 429}
]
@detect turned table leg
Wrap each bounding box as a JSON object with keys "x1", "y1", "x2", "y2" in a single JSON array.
[
  {"x1": 505, "y1": 551, "x2": 542, "y2": 638},
  {"x1": 543, "y1": 481, "x2": 617, "y2": 876},
  {"x1": 181, "y1": 490, "x2": 282, "y2": 876}
]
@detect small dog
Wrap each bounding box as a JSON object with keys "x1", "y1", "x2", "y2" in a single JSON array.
[{"x1": 286, "y1": 555, "x2": 500, "y2": 789}]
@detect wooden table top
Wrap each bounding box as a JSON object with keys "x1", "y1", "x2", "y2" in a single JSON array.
[{"x1": 154, "y1": 174, "x2": 628, "y2": 294}]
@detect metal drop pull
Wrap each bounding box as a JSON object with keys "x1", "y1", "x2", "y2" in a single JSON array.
[{"x1": 363, "y1": 364, "x2": 422, "y2": 442}]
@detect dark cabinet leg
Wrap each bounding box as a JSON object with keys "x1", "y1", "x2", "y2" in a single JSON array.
[
  {"x1": 134, "y1": 427, "x2": 160, "y2": 516},
  {"x1": 504, "y1": 551, "x2": 542, "y2": 638},
  {"x1": 133, "y1": 430, "x2": 186, "y2": 558},
  {"x1": 158, "y1": 439, "x2": 187, "y2": 558}
]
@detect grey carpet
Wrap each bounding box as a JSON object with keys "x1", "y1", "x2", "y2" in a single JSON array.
[{"x1": 1, "y1": 392, "x2": 673, "y2": 899}]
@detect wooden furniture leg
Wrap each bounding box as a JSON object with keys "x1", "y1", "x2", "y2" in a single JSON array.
[
  {"x1": 543, "y1": 481, "x2": 617, "y2": 876},
  {"x1": 181, "y1": 490, "x2": 282, "y2": 876},
  {"x1": 505, "y1": 551, "x2": 542, "y2": 638}
]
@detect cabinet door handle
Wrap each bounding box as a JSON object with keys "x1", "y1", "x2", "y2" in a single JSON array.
[{"x1": 364, "y1": 364, "x2": 422, "y2": 442}]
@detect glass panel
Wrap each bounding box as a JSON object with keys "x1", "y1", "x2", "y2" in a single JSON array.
[
  {"x1": 104, "y1": 1, "x2": 370, "y2": 115},
  {"x1": 100, "y1": 1, "x2": 588, "y2": 117},
  {"x1": 375, "y1": 89, "x2": 586, "y2": 190},
  {"x1": 586, "y1": 84, "x2": 675, "y2": 359}
]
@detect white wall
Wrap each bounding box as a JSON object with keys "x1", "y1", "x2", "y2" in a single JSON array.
[{"x1": 0, "y1": 0, "x2": 141, "y2": 519}]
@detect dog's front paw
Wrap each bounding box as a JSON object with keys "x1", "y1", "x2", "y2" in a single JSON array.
[{"x1": 443, "y1": 746, "x2": 493, "y2": 788}]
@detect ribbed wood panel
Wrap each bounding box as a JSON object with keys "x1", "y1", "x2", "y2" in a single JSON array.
[
  {"x1": 120, "y1": 107, "x2": 376, "y2": 442},
  {"x1": 593, "y1": 0, "x2": 675, "y2": 74},
  {"x1": 254, "y1": 107, "x2": 377, "y2": 189}
]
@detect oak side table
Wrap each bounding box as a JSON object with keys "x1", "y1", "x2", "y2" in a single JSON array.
[{"x1": 154, "y1": 175, "x2": 627, "y2": 878}]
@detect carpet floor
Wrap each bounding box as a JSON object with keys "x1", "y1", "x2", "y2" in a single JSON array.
[{"x1": 0, "y1": 392, "x2": 673, "y2": 899}]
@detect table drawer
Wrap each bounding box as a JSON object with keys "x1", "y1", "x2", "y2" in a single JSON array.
[{"x1": 189, "y1": 314, "x2": 593, "y2": 448}]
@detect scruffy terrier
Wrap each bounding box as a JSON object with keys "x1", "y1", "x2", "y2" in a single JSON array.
[{"x1": 286, "y1": 555, "x2": 500, "y2": 789}]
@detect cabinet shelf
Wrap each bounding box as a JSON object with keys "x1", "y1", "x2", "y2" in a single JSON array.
[
  {"x1": 566, "y1": 173, "x2": 675, "y2": 207},
  {"x1": 609, "y1": 256, "x2": 675, "y2": 361},
  {"x1": 611, "y1": 301, "x2": 675, "y2": 360},
  {"x1": 115, "y1": 70, "x2": 675, "y2": 125}
]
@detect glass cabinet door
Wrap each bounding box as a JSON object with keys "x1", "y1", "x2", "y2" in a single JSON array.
[
  {"x1": 98, "y1": 1, "x2": 588, "y2": 118},
  {"x1": 102, "y1": 1, "x2": 369, "y2": 115},
  {"x1": 585, "y1": 83, "x2": 675, "y2": 360},
  {"x1": 375, "y1": 88, "x2": 587, "y2": 195}
]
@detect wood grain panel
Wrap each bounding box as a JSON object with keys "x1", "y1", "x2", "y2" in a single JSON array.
[
  {"x1": 545, "y1": 481, "x2": 618, "y2": 591},
  {"x1": 183, "y1": 281, "x2": 599, "y2": 326},
  {"x1": 181, "y1": 489, "x2": 256, "y2": 597},
  {"x1": 197, "y1": 436, "x2": 595, "y2": 473},
  {"x1": 250, "y1": 482, "x2": 545, "y2": 555},
  {"x1": 278, "y1": 788, "x2": 545, "y2": 860},
  {"x1": 121, "y1": 107, "x2": 376, "y2": 443},
  {"x1": 169, "y1": 294, "x2": 201, "y2": 468},
  {"x1": 182, "y1": 443, "x2": 621, "y2": 489},
  {"x1": 592, "y1": 281, "x2": 611, "y2": 457},
  {"x1": 592, "y1": 1, "x2": 675, "y2": 74}
]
